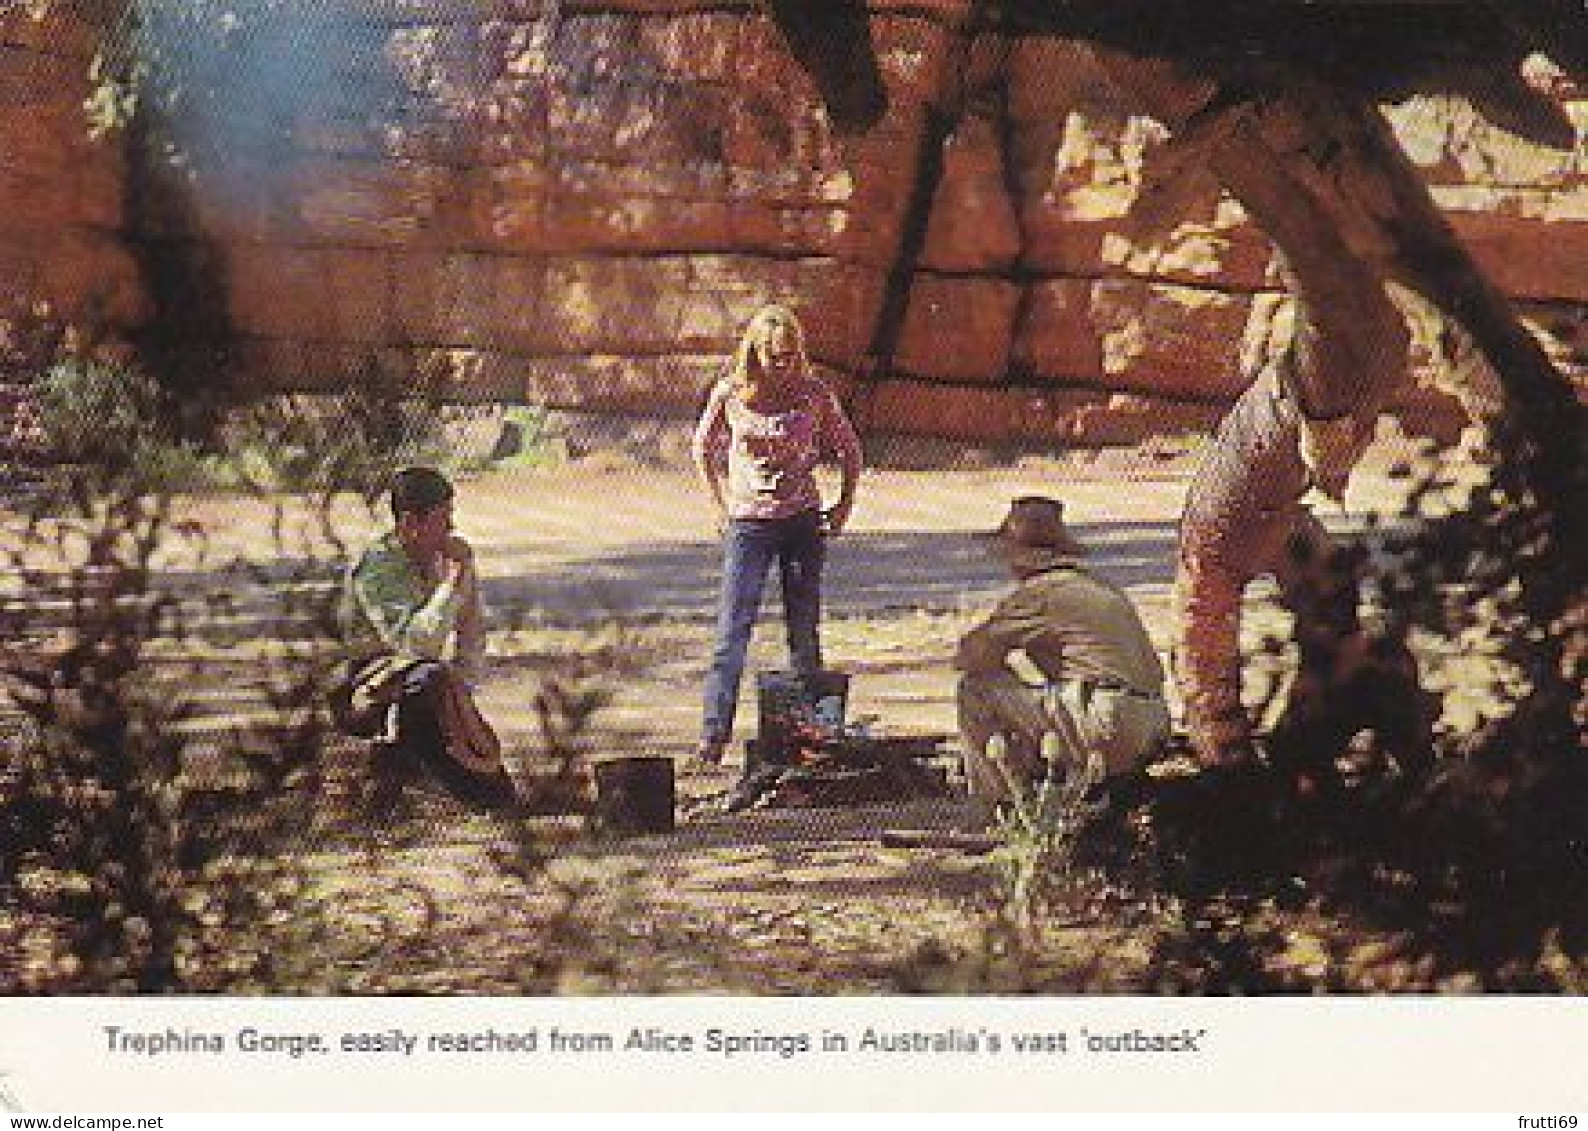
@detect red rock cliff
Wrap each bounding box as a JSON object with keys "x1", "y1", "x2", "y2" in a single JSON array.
[
  {"x1": 1, "y1": 1, "x2": 1582, "y2": 445},
  {"x1": 1, "y1": 4, "x2": 144, "y2": 363}
]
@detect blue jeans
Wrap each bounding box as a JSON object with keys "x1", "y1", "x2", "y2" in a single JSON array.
[{"x1": 701, "y1": 509, "x2": 826, "y2": 743}]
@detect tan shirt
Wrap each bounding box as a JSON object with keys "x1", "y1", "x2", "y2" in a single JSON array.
[{"x1": 956, "y1": 563, "x2": 1165, "y2": 696}]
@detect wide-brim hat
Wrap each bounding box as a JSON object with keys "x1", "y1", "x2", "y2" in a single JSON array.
[{"x1": 985, "y1": 495, "x2": 1085, "y2": 557}]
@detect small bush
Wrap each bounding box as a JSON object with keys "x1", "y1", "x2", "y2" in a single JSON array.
[
  {"x1": 986, "y1": 733, "x2": 1105, "y2": 936},
  {"x1": 35, "y1": 358, "x2": 170, "y2": 464}
]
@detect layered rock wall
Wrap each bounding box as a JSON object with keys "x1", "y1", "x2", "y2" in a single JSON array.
[
  {"x1": 0, "y1": 5, "x2": 143, "y2": 363},
  {"x1": 2, "y1": 0, "x2": 1583, "y2": 446}
]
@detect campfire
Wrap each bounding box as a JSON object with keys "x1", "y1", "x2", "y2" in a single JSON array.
[{"x1": 723, "y1": 671, "x2": 955, "y2": 812}]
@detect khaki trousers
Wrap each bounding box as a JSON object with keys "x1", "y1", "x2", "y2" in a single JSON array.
[{"x1": 957, "y1": 668, "x2": 1170, "y2": 808}]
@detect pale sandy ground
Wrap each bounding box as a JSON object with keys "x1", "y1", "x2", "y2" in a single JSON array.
[
  {"x1": 468, "y1": 454, "x2": 1192, "y2": 759},
  {"x1": 446, "y1": 426, "x2": 1465, "y2": 764},
  {"x1": 4, "y1": 427, "x2": 1494, "y2": 991}
]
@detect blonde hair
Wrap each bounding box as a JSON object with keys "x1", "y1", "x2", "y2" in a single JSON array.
[{"x1": 728, "y1": 303, "x2": 811, "y2": 402}]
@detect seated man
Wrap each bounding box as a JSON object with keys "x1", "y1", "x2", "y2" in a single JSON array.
[
  {"x1": 956, "y1": 496, "x2": 1170, "y2": 814},
  {"x1": 336, "y1": 465, "x2": 511, "y2": 807}
]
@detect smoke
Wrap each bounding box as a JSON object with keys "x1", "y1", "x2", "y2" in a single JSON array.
[{"x1": 115, "y1": 0, "x2": 490, "y2": 210}]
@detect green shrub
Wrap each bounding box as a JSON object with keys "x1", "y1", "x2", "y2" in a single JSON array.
[{"x1": 35, "y1": 358, "x2": 170, "y2": 465}]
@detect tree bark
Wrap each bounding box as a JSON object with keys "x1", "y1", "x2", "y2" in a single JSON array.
[{"x1": 1093, "y1": 50, "x2": 1584, "y2": 768}]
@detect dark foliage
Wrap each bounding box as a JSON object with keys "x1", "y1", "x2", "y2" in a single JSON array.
[{"x1": 1109, "y1": 405, "x2": 1587, "y2": 992}]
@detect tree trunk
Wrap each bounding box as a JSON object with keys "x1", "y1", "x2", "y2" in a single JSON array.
[{"x1": 1094, "y1": 50, "x2": 1585, "y2": 769}]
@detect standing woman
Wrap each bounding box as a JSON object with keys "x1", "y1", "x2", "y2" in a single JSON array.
[{"x1": 691, "y1": 304, "x2": 863, "y2": 764}]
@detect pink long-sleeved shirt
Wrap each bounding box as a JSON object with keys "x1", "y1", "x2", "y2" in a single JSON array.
[{"x1": 691, "y1": 380, "x2": 862, "y2": 520}]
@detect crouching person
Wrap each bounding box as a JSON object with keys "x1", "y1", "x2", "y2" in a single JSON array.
[
  {"x1": 335, "y1": 466, "x2": 516, "y2": 809},
  {"x1": 956, "y1": 497, "x2": 1170, "y2": 820}
]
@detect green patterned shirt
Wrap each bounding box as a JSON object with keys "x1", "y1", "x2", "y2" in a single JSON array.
[{"x1": 340, "y1": 531, "x2": 485, "y2": 685}]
